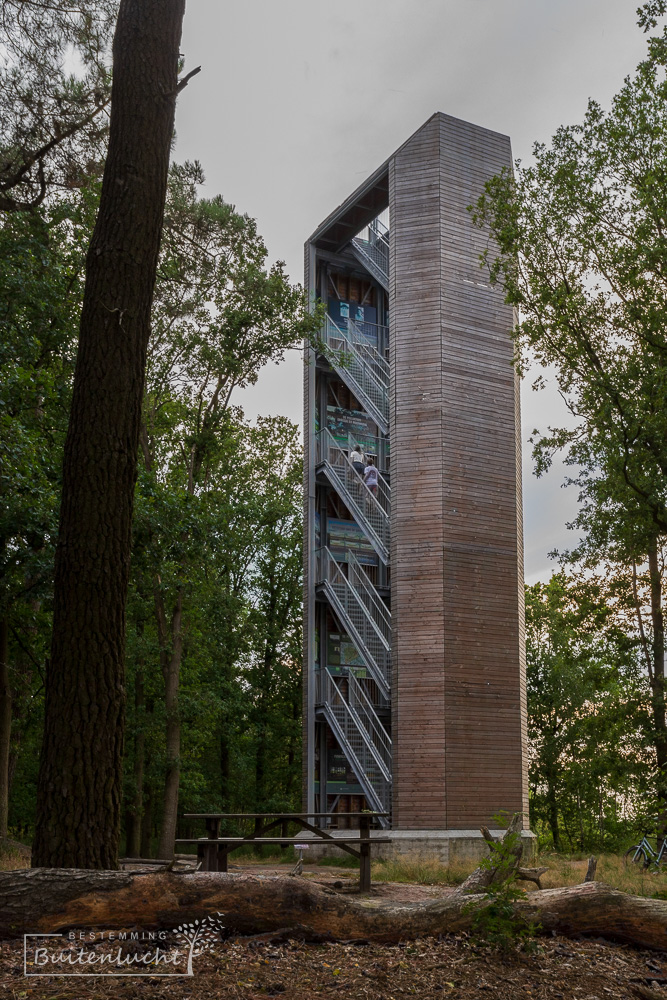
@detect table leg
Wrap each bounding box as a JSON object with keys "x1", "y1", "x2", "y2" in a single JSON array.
[
  {"x1": 360, "y1": 842, "x2": 371, "y2": 892},
  {"x1": 205, "y1": 818, "x2": 220, "y2": 872},
  {"x1": 217, "y1": 846, "x2": 229, "y2": 872},
  {"x1": 359, "y1": 816, "x2": 371, "y2": 892}
]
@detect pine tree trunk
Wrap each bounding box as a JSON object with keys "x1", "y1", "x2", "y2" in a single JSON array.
[
  {"x1": 31, "y1": 0, "x2": 187, "y2": 869},
  {"x1": 127, "y1": 670, "x2": 145, "y2": 857},
  {"x1": 0, "y1": 618, "x2": 11, "y2": 838}
]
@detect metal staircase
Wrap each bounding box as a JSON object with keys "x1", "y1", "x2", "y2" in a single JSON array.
[
  {"x1": 317, "y1": 547, "x2": 390, "y2": 699},
  {"x1": 350, "y1": 217, "x2": 389, "y2": 291},
  {"x1": 346, "y1": 317, "x2": 389, "y2": 386},
  {"x1": 316, "y1": 428, "x2": 389, "y2": 563},
  {"x1": 347, "y1": 432, "x2": 390, "y2": 520},
  {"x1": 314, "y1": 212, "x2": 393, "y2": 822},
  {"x1": 322, "y1": 315, "x2": 389, "y2": 434},
  {"x1": 346, "y1": 549, "x2": 391, "y2": 648},
  {"x1": 317, "y1": 668, "x2": 391, "y2": 823}
]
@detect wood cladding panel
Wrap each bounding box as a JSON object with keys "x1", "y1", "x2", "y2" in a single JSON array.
[{"x1": 390, "y1": 113, "x2": 527, "y2": 831}]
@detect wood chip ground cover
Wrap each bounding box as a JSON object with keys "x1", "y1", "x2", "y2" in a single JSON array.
[
  {"x1": 2, "y1": 932, "x2": 666, "y2": 999},
  {"x1": 2, "y1": 862, "x2": 667, "y2": 998}
]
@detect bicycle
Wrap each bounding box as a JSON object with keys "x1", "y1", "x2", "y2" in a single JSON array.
[{"x1": 624, "y1": 834, "x2": 667, "y2": 868}]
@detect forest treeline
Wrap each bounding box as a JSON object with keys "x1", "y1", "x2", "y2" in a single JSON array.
[
  {"x1": 3, "y1": 1, "x2": 667, "y2": 858},
  {"x1": 1, "y1": 155, "x2": 318, "y2": 854}
]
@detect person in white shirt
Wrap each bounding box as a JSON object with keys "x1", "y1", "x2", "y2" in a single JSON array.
[
  {"x1": 363, "y1": 458, "x2": 378, "y2": 495},
  {"x1": 349, "y1": 445, "x2": 365, "y2": 477}
]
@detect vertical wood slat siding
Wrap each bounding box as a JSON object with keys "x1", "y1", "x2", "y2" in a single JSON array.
[
  {"x1": 391, "y1": 118, "x2": 448, "y2": 828},
  {"x1": 390, "y1": 114, "x2": 527, "y2": 830}
]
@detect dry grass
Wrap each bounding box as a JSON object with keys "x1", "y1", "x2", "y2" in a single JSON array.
[
  {"x1": 369, "y1": 850, "x2": 667, "y2": 896},
  {"x1": 537, "y1": 852, "x2": 667, "y2": 897},
  {"x1": 4, "y1": 837, "x2": 667, "y2": 898},
  {"x1": 372, "y1": 854, "x2": 475, "y2": 885},
  {"x1": 0, "y1": 838, "x2": 30, "y2": 871}
]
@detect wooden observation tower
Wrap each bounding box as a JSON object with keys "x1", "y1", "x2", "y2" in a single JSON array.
[{"x1": 303, "y1": 113, "x2": 528, "y2": 852}]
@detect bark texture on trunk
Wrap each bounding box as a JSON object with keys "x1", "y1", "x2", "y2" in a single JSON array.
[
  {"x1": 31, "y1": 0, "x2": 187, "y2": 869},
  {"x1": 127, "y1": 670, "x2": 145, "y2": 858},
  {"x1": 1, "y1": 870, "x2": 666, "y2": 950}
]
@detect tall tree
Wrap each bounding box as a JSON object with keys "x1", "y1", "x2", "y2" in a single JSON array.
[
  {"x1": 526, "y1": 574, "x2": 648, "y2": 851},
  {"x1": 473, "y1": 16, "x2": 667, "y2": 534},
  {"x1": 137, "y1": 165, "x2": 318, "y2": 857},
  {"x1": 473, "y1": 11, "x2": 667, "y2": 811},
  {"x1": 0, "y1": 196, "x2": 93, "y2": 838},
  {"x1": 32, "y1": 0, "x2": 192, "y2": 869},
  {"x1": 539, "y1": 432, "x2": 667, "y2": 809},
  {"x1": 0, "y1": 0, "x2": 116, "y2": 211}
]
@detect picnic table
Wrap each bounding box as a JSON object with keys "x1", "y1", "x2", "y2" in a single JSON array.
[{"x1": 176, "y1": 812, "x2": 390, "y2": 892}]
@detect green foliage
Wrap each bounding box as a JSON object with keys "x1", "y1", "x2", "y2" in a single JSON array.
[
  {"x1": 474, "y1": 16, "x2": 667, "y2": 828},
  {"x1": 0, "y1": 187, "x2": 97, "y2": 835},
  {"x1": 122, "y1": 163, "x2": 313, "y2": 851},
  {"x1": 315, "y1": 854, "x2": 360, "y2": 869},
  {"x1": 1, "y1": 158, "x2": 311, "y2": 845},
  {"x1": 526, "y1": 573, "x2": 651, "y2": 852},
  {"x1": 464, "y1": 834, "x2": 539, "y2": 952},
  {"x1": 473, "y1": 42, "x2": 667, "y2": 535},
  {"x1": 0, "y1": 0, "x2": 115, "y2": 210}
]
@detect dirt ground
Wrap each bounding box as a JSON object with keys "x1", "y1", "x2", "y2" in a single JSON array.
[
  {"x1": 245, "y1": 862, "x2": 457, "y2": 903},
  {"x1": 2, "y1": 863, "x2": 667, "y2": 999}
]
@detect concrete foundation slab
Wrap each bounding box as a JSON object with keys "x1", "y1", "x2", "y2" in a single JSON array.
[{"x1": 300, "y1": 829, "x2": 536, "y2": 865}]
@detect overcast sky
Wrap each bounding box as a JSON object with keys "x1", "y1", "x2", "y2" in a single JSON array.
[{"x1": 173, "y1": 0, "x2": 649, "y2": 582}]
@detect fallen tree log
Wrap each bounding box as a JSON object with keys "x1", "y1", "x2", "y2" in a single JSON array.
[{"x1": 1, "y1": 868, "x2": 667, "y2": 950}]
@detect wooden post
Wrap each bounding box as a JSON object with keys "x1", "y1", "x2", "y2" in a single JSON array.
[
  {"x1": 359, "y1": 815, "x2": 371, "y2": 892},
  {"x1": 204, "y1": 818, "x2": 220, "y2": 872},
  {"x1": 217, "y1": 844, "x2": 229, "y2": 873}
]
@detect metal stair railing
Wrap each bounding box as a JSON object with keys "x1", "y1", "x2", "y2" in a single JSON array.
[
  {"x1": 345, "y1": 669, "x2": 392, "y2": 780},
  {"x1": 350, "y1": 220, "x2": 389, "y2": 291},
  {"x1": 320, "y1": 668, "x2": 391, "y2": 822},
  {"x1": 316, "y1": 428, "x2": 389, "y2": 564},
  {"x1": 346, "y1": 549, "x2": 391, "y2": 650},
  {"x1": 322, "y1": 314, "x2": 388, "y2": 434},
  {"x1": 315, "y1": 547, "x2": 390, "y2": 699},
  {"x1": 337, "y1": 429, "x2": 388, "y2": 474},
  {"x1": 347, "y1": 432, "x2": 390, "y2": 520},
  {"x1": 346, "y1": 317, "x2": 390, "y2": 385},
  {"x1": 370, "y1": 216, "x2": 390, "y2": 241},
  {"x1": 352, "y1": 319, "x2": 389, "y2": 362},
  {"x1": 350, "y1": 238, "x2": 388, "y2": 290},
  {"x1": 323, "y1": 669, "x2": 391, "y2": 783}
]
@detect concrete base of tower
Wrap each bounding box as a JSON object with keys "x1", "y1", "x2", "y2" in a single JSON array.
[
  {"x1": 301, "y1": 828, "x2": 536, "y2": 865},
  {"x1": 379, "y1": 828, "x2": 537, "y2": 864}
]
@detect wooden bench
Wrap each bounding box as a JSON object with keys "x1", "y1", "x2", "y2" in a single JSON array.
[{"x1": 177, "y1": 812, "x2": 389, "y2": 891}]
